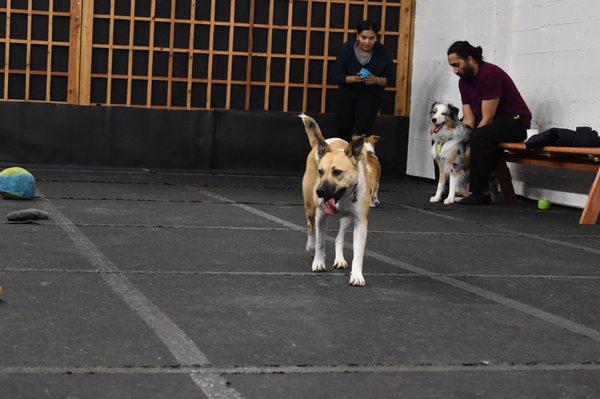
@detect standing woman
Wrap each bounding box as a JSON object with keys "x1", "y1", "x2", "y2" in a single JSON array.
[{"x1": 333, "y1": 20, "x2": 395, "y2": 141}]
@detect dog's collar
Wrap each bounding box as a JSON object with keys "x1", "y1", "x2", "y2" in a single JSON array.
[{"x1": 351, "y1": 184, "x2": 358, "y2": 203}]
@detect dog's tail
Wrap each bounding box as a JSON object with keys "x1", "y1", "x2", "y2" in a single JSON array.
[
  {"x1": 364, "y1": 135, "x2": 380, "y2": 153},
  {"x1": 299, "y1": 113, "x2": 325, "y2": 148}
]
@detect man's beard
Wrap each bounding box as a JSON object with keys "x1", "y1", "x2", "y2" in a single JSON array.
[{"x1": 457, "y1": 65, "x2": 476, "y2": 80}]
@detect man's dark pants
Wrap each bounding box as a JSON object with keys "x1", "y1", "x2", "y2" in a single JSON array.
[{"x1": 469, "y1": 114, "x2": 527, "y2": 194}]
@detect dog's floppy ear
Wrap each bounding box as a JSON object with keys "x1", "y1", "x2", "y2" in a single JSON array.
[
  {"x1": 317, "y1": 137, "x2": 331, "y2": 158},
  {"x1": 448, "y1": 103, "x2": 460, "y2": 121},
  {"x1": 346, "y1": 135, "x2": 365, "y2": 160},
  {"x1": 430, "y1": 102, "x2": 440, "y2": 113}
]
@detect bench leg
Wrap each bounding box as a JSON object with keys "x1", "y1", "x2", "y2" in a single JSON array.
[
  {"x1": 579, "y1": 166, "x2": 600, "y2": 225},
  {"x1": 495, "y1": 161, "x2": 517, "y2": 202}
]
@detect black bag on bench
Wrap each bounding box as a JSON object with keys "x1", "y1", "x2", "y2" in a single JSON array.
[{"x1": 526, "y1": 127, "x2": 600, "y2": 149}]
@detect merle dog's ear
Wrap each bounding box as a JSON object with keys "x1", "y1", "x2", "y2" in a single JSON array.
[
  {"x1": 430, "y1": 102, "x2": 439, "y2": 112},
  {"x1": 447, "y1": 104, "x2": 460, "y2": 121}
]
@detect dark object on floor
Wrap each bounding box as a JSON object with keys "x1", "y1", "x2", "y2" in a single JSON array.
[
  {"x1": 526, "y1": 127, "x2": 600, "y2": 150},
  {"x1": 459, "y1": 193, "x2": 492, "y2": 205},
  {"x1": 6, "y1": 208, "x2": 50, "y2": 222}
]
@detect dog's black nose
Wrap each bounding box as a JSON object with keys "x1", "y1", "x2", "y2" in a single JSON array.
[
  {"x1": 316, "y1": 188, "x2": 325, "y2": 198},
  {"x1": 432, "y1": 117, "x2": 437, "y2": 124}
]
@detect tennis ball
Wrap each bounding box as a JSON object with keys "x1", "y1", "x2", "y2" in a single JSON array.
[{"x1": 538, "y1": 198, "x2": 551, "y2": 210}]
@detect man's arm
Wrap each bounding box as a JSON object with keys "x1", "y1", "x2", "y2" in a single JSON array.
[
  {"x1": 462, "y1": 104, "x2": 475, "y2": 129},
  {"x1": 478, "y1": 98, "x2": 500, "y2": 127}
]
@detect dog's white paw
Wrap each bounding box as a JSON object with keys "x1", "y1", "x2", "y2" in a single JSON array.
[
  {"x1": 311, "y1": 259, "x2": 326, "y2": 272},
  {"x1": 443, "y1": 197, "x2": 455, "y2": 204},
  {"x1": 430, "y1": 195, "x2": 442, "y2": 203},
  {"x1": 305, "y1": 235, "x2": 315, "y2": 253},
  {"x1": 349, "y1": 272, "x2": 366, "y2": 286},
  {"x1": 333, "y1": 258, "x2": 348, "y2": 269}
]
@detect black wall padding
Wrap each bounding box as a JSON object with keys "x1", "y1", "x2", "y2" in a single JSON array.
[
  {"x1": 215, "y1": 110, "x2": 408, "y2": 176},
  {"x1": 215, "y1": 110, "x2": 313, "y2": 174},
  {"x1": 0, "y1": 102, "x2": 408, "y2": 175},
  {"x1": 0, "y1": 102, "x2": 213, "y2": 169}
]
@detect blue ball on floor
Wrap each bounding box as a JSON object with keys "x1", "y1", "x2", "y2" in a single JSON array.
[{"x1": 0, "y1": 167, "x2": 36, "y2": 199}]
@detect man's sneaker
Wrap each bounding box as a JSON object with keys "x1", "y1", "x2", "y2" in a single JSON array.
[{"x1": 459, "y1": 193, "x2": 491, "y2": 205}]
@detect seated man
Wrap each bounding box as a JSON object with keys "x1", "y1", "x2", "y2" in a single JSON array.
[{"x1": 447, "y1": 41, "x2": 532, "y2": 205}]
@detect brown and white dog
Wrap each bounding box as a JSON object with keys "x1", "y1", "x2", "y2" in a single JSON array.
[
  {"x1": 364, "y1": 135, "x2": 382, "y2": 207},
  {"x1": 429, "y1": 102, "x2": 471, "y2": 204},
  {"x1": 299, "y1": 114, "x2": 381, "y2": 286}
]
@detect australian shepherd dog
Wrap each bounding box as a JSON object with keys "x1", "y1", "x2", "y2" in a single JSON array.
[{"x1": 429, "y1": 102, "x2": 471, "y2": 204}]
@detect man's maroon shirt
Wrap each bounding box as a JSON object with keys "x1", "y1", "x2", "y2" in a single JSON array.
[{"x1": 459, "y1": 61, "x2": 532, "y2": 128}]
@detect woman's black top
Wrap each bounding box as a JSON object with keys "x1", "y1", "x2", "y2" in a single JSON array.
[{"x1": 333, "y1": 40, "x2": 395, "y2": 93}]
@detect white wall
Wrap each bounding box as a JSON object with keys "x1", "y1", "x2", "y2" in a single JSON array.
[{"x1": 408, "y1": 0, "x2": 600, "y2": 208}]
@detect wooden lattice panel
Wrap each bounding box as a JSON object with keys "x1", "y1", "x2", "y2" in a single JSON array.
[
  {"x1": 1, "y1": 0, "x2": 414, "y2": 115},
  {"x1": 0, "y1": 0, "x2": 73, "y2": 103}
]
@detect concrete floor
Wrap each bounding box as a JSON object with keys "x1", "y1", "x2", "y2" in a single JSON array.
[{"x1": 1, "y1": 167, "x2": 600, "y2": 398}]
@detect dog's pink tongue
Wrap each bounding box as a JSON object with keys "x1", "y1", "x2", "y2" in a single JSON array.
[
  {"x1": 324, "y1": 198, "x2": 338, "y2": 216},
  {"x1": 429, "y1": 123, "x2": 443, "y2": 135}
]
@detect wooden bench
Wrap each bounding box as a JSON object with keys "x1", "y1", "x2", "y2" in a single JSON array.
[{"x1": 495, "y1": 142, "x2": 600, "y2": 225}]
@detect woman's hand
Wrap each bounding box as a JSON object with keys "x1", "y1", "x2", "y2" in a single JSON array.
[
  {"x1": 346, "y1": 75, "x2": 365, "y2": 84},
  {"x1": 365, "y1": 75, "x2": 386, "y2": 86},
  {"x1": 364, "y1": 75, "x2": 377, "y2": 85}
]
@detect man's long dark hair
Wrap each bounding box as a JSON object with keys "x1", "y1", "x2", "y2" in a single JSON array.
[{"x1": 447, "y1": 41, "x2": 483, "y2": 62}]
